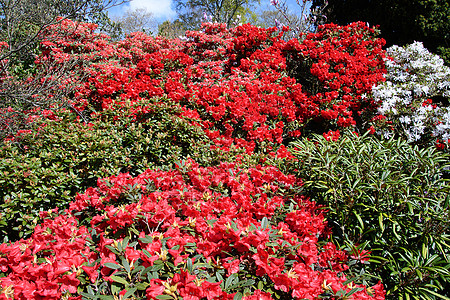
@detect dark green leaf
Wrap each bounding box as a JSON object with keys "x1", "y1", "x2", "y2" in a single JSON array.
[
  {"x1": 123, "y1": 287, "x2": 137, "y2": 299},
  {"x1": 110, "y1": 275, "x2": 128, "y2": 285},
  {"x1": 103, "y1": 262, "x2": 122, "y2": 270}
]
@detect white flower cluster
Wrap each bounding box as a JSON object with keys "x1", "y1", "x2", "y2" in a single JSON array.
[{"x1": 372, "y1": 41, "x2": 450, "y2": 143}]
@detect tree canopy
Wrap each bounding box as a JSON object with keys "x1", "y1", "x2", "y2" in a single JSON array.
[
  {"x1": 173, "y1": 0, "x2": 260, "y2": 29},
  {"x1": 311, "y1": 0, "x2": 450, "y2": 64},
  {"x1": 157, "y1": 19, "x2": 187, "y2": 38},
  {"x1": 113, "y1": 7, "x2": 157, "y2": 37}
]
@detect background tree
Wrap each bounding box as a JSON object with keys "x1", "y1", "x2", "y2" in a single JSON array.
[
  {"x1": 112, "y1": 7, "x2": 157, "y2": 37},
  {"x1": 157, "y1": 19, "x2": 188, "y2": 38},
  {"x1": 256, "y1": 8, "x2": 297, "y2": 28},
  {"x1": 311, "y1": 0, "x2": 450, "y2": 64},
  {"x1": 0, "y1": 0, "x2": 127, "y2": 68},
  {"x1": 173, "y1": 0, "x2": 260, "y2": 30},
  {"x1": 261, "y1": 0, "x2": 328, "y2": 39},
  {"x1": 0, "y1": 0, "x2": 128, "y2": 140}
]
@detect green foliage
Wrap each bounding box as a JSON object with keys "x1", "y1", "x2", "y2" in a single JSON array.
[
  {"x1": 291, "y1": 131, "x2": 450, "y2": 299},
  {"x1": 312, "y1": 0, "x2": 450, "y2": 65},
  {"x1": 0, "y1": 21, "x2": 41, "y2": 78},
  {"x1": 173, "y1": 0, "x2": 260, "y2": 30},
  {"x1": 157, "y1": 20, "x2": 187, "y2": 38},
  {"x1": 0, "y1": 97, "x2": 217, "y2": 242},
  {"x1": 416, "y1": 0, "x2": 450, "y2": 65},
  {"x1": 437, "y1": 46, "x2": 450, "y2": 67}
]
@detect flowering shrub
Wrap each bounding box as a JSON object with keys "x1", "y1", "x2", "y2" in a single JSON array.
[
  {"x1": 0, "y1": 97, "x2": 220, "y2": 241},
  {"x1": 0, "y1": 160, "x2": 386, "y2": 299},
  {"x1": 284, "y1": 22, "x2": 387, "y2": 133},
  {"x1": 0, "y1": 18, "x2": 408, "y2": 299},
  {"x1": 371, "y1": 41, "x2": 450, "y2": 147},
  {"x1": 37, "y1": 20, "x2": 387, "y2": 148}
]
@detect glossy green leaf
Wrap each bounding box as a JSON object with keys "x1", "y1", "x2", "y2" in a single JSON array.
[{"x1": 110, "y1": 275, "x2": 128, "y2": 285}]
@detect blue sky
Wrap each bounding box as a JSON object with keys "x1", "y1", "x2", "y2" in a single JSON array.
[
  {"x1": 107, "y1": 0, "x2": 305, "y2": 24},
  {"x1": 108, "y1": 0, "x2": 176, "y2": 21}
]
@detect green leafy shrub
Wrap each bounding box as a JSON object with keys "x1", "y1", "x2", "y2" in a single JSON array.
[
  {"x1": 291, "y1": 131, "x2": 450, "y2": 299},
  {"x1": 0, "y1": 97, "x2": 217, "y2": 242}
]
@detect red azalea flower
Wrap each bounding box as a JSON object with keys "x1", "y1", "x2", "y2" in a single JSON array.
[
  {"x1": 146, "y1": 279, "x2": 165, "y2": 299},
  {"x1": 243, "y1": 289, "x2": 272, "y2": 300},
  {"x1": 201, "y1": 280, "x2": 223, "y2": 300},
  {"x1": 81, "y1": 264, "x2": 99, "y2": 284}
]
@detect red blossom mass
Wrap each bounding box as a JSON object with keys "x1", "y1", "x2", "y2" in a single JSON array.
[
  {"x1": 0, "y1": 19, "x2": 389, "y2": 299},
  {"x1": 0, "y1": 160, "x2": 385, "y2": 299}
]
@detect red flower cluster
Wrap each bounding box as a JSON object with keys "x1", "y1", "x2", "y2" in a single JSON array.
[
  {"x1": 285, "y1": 22, "x2": 387, "y2": 131},
  {"x1": 35, "y1": 20, "x2": 386, "y2": 153},
  {"x1": 0, "y1": 214, "x2": 92, "y2": 299},
  {"x1": 1, "y1": 160, "x2": 385, "y2": 299},
  {"x1": 323, "y1": 129, "x2": 340, "y2": 141}
]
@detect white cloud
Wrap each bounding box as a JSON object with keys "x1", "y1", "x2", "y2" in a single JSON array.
[{"x1": 127, "y1": 0, "x2": 176, "y2": 19}]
